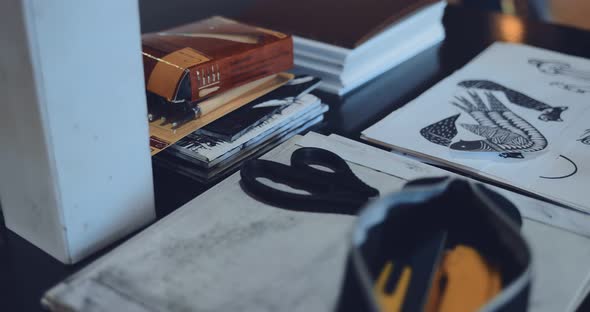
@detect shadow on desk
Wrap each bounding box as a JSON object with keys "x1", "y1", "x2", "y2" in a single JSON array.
[{"x1": 316, "y1": 43, "x2": 445, "y2": 140}]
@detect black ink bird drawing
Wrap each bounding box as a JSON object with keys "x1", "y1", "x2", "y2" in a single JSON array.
[
  {"x1": 449, "y1": 91, "x2": 548, "y2": 158},
  {"x1": 458, "y1": 80, "x2": 568, "y2": 122}
]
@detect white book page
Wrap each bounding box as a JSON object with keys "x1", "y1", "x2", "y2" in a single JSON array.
[
  {"x1": 524, "y1": 120, "x2": 590, "y2": 209},
  {"x1": 363, "y1": 42, "x2": 590, "y2": 212}
]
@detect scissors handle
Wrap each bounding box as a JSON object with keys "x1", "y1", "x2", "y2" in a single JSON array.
[{"x1": 240, "y1": 147, "x2": 379, "y2": 214}]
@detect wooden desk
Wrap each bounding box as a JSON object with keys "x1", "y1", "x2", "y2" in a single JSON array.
[{"x1": 1, "y1": 4, "x2": 590, "y2": 311}]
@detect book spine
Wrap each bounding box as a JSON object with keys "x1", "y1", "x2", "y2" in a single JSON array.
[{"x1": 189, "y1": 37, "x2": 294, "y2": 102}]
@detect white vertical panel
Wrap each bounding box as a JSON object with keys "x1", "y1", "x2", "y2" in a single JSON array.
[{"x1": 0, "y1": 0, "x2": 155, "y2": 263}]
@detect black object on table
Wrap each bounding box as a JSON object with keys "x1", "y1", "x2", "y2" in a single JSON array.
[
  {"x1": 2, "y1": 4, "x2": 590, "y2": 312},
  {"x1": 240, "y1": 147, "x2": 379, "y2": 214}
]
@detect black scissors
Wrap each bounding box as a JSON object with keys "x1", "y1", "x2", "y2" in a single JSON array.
[{"x1": 240, "y1": 147, "x2": 379, "y2": 214}]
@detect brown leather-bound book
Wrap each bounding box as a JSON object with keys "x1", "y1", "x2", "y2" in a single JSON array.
[
  {"x1": 238, "y1": 0, "x2": 439, "y2": 49},
  {"x1": 142, "y1": 16, "x2": 293, "y2": 104}
]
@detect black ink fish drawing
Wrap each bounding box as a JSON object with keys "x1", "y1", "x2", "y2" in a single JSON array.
[
  {"x1": 529, "y1": 59, "x2": 590, "y2": 81},
  {"x1": 449, "y1": 91, "x2": 548, "y2": 158},
  {"x1": 580, "y1": 129, "x2": 590, "y2": 145},
  {"x1": 420, "y1": 114, "x2": 460, "y2": 147},
  {"x1": 458, "y1": 80, "x2": 568, "y2": 122}
]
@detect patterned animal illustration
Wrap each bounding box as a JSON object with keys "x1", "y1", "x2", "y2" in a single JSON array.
[
  {"x1": 420, "y1": 114, "x2": 460, "y2": 147},
  {"x1": 443, "y1": 91, "x2": 547, "y2": 159},
  {"x1": 419, "y1": 91, "x2": 548, "y2": 159},
  {"x1": 458, "y1": 80, "x2": 568, "y2": 122}
]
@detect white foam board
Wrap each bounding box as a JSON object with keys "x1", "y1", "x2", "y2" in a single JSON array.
[{"x1": 0, "y1": 0, "x2": 155, "y2": 264}]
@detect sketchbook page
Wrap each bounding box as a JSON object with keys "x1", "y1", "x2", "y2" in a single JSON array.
[
  {"x1": 362, "y1": 42, "x2": 590, "y2": 211},
  {"x1": 481, "y1": 93, "x2": 590, "y2": 212},
  {"x1": 524, "y1": 112, "x2": 590, "y2": 211}
]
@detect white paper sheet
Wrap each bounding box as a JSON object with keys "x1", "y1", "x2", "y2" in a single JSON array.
[{"x1": 363, "y1": 42, "x2": 590, "y2": 212}]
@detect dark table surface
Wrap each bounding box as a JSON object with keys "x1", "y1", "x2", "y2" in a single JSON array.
[{"x1": 2, "y1": 4, "x2": 590, "y2": 312}]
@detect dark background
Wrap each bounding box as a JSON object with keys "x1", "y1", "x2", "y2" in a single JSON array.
[
  {"x1": 139, "y1": 0, "x2": 252, "y2": 33},
  {"x1": 137, "y1": 0, "x2": 590, "y2": 34}
]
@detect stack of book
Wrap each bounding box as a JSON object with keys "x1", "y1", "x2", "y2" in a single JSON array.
[
  {"x1": 155, "y1": 75, "x2": 326, "y2": 183},
  {"x1": 141, "y1": 17, "x2": 328, "y2": 181},
  {"x1": 143, "y1": 16, "x2": 296, "y2": 155},
  {"x1": 239, "y1": 0, "x2": 446, "y2": 95}
]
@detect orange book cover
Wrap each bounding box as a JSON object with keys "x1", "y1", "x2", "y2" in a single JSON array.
[{"x1": 142, "y1": 16, "x2": 294, "y2": 104}]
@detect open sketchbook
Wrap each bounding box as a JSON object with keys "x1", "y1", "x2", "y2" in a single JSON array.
[
  {"x1": 44, "y1": 132, "x2": 590, "y2": 312},
  {"x1": 363, "y1": 43, "x2": 590, "y2": 213}
]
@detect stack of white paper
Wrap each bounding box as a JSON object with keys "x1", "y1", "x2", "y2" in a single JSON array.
[{"x1": 293, "y1": 2, "x2": 446, "y2": 95}]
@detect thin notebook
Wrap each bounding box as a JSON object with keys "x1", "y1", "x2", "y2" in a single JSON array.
[{"x1": 362, "y1": 42, "x2": 590, "y2": 213}]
